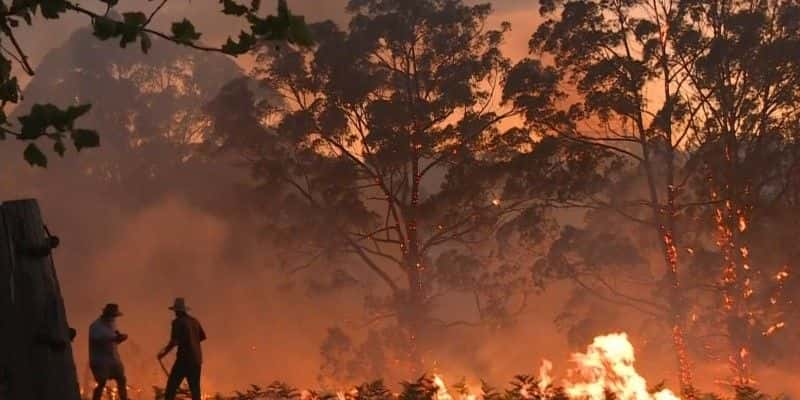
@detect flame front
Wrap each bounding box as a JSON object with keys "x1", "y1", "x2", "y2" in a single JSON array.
[
  {"x1": 127, "y1": 332, "x2": 681, "y2": 400},
  {"x1": 430, "y1": 333, "x2": 679, "y2": 400},
  {"x1": 559, "y1": 333, "x2": 679, "y2": 400}
]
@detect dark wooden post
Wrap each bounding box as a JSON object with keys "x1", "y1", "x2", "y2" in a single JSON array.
[{"x1": 0, "y1": 199, "x2": 80, "y2": 400}]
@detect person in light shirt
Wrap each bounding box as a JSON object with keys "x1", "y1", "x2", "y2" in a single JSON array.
[{"x1": 88, "y1": 303, "x2": 128, "y2": 400}]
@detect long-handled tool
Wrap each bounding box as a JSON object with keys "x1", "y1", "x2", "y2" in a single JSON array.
[
  {"x1": 158, "y1": 358, "x2": 169, "y2": 377},
  {"x1": 157, "y1": 357, "x2": 191, "y2": 397}
]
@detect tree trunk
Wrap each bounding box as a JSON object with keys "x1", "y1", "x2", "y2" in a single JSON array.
[
  {"x1": 0, "y1": 199, "x2": 80, "y2": 400},
  {"x1": 402, "y1": 228, "x2": 425, "y2": 376}
]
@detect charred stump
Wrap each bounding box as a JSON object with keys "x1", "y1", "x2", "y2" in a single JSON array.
[{"x1": 0, "y1": 199, "x2": 80, "y2": 400}]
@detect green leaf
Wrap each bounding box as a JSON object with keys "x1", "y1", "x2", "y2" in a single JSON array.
[
  {"x1": 171, "y1": 19, "x2": 202, "y2": 44},
  {"x1": 24, "y1": 143, "x2": 47, "y2": 167},
  {"x1": 65, "y1": 103, "x2": 92, "y2": 121},
  {"x1": 140, "y1": 32, "x2": 152, "y2": 54},
  {"x1": 93, "y1": 16, "x2": 119, "y2": 40},
  {"x1": 119, "y1": 12, "x2": 147, "y2": 48},
  {"x1": 221, "y1": 31, "x2": 256, "y2": 55},
  {"x1": 18, "y1": 103, "x2": 92, "y2": 140},
  {"x1": 0, "y1": 77, "x2": 20, "y2": 103},
  {"x1": 39, "y1": 0, "x2": 68, "y2": 19},
  {"x1": 71, "y1": 129, "x2": 100, "y2": 151},
  {"x1": 221, "y1": 0, "x2": 248, "y2": 16},
  {"x1": 19, "y1": 104, "x2": 54, "y2": 139},
  {"x1": 122, "y1": 11, "x2": 147, "y2": 27}
]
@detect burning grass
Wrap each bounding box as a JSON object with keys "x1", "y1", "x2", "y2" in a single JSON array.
[
  {"x1": 86, "y1": 333, "x2": 789, "y2": 400},
  {"x1": 147, "y1": 374, "x2": 781, "y2": 400}
]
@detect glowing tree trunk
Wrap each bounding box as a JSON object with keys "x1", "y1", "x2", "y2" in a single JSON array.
[
  {"x1": 640, "y1": 133, "x2": 694, "y2": 397},
  {"x1": 0, "y1": 199, "x2": 80, "y2": 400},
  {"x1": 707, "y1": 137, "x2": 759, "y2": 387},
  {"x1": 710, "y1": 189, "x2": 756, "y2": 386},
  {"x1": 401, "y1": 159, "x2": 426, "y2": 375},
  {"x1": 656, "y1": 197, "x2": 695, "y2": 398}
]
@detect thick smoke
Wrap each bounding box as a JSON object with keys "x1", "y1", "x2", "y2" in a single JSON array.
[{"x1": 59, "y1": 196, "x2": 362, "y2": 393}]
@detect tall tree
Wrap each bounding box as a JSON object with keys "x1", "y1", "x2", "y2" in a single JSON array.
[
  {"x1": 504, "y1": 0, "x2": 716, "y2": 394},
  {"x1": 677, "y1": 0, "x2": 800, "y2": 385},
  {"x1": 204, "y1": 0, "x2": 609, "y2": 381},
  {"x1": 505, "y1": 0, "x2": 800, "y2": 393}
]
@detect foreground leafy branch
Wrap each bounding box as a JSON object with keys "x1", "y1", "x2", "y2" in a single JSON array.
[{"x1": 0, "y1": 0, "x2": 311, "y2": 167}]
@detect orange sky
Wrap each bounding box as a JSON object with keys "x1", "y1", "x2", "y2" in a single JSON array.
[{"x1": 13, "y1": 1, "x2": 540, "y2": 89}]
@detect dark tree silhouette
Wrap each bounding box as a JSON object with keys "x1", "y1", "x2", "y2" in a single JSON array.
[
  {"x1": 503, "y1": 0, "x2": 800, "y2": 392},
  {"x1": 503, "y1": 0, "x2": 711, "y2": 389},
  {"x1": 205, "y1": 0, "x2": 622, "y2": 383},
  {"x1": 676, "y1": 0, "x2": 800, "y2": 384},
  {"x1": 206, "y1": 0, "x2": 521, "y2": 378},
  {"x1": 204, "y1": 0, "x2": 615, "y2": 383}
]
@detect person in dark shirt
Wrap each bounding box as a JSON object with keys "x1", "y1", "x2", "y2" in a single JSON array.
[{"x1": 157, "y1": 298, "x2": 206, "y2": 400}]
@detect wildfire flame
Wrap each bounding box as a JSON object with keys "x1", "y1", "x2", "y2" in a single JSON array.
[
  {"x1": 538, "y1": 360, "x2": 553, "y2": 393},
  {"x1": 434, "y1": 375, "x2": 453, "y2": 400},
  {"x1": 559, "y1": 333, "x2": 680, "y2": 400},
  {"x1": 431, "y1": 333, "x2": 679, "y2": 400},
  {"x1": 763, "y1": 321, "x2": 785, "y2": 336},
  {"x1": 776, "y1": 270, "x2": 789, "y2": 281},
  {"x1": 117, "y1": 333, "x2": 681, "y2": 400}
]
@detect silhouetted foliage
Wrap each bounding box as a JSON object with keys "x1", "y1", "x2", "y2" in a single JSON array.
[
  {"x1": 504, "y1": 0, "x2": 800, "y2": 391},
  {"x1": 205, "y1": 0, "x2": 627, "y2": 383},
  {"x1": 0, "y1": 0, "x2": 310, "y2": 166},
  {"x1": 206, "y1": 0, "x2": 544, "y2": 382}
]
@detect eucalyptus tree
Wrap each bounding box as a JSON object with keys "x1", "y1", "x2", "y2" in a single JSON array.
[{"x1": 204, "y1": 0, "x2": 615, "y2": 380}]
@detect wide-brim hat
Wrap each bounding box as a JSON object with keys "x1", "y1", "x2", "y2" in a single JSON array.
[
  {"x1": 168, "y1": 297, "x2": 190, "y2": 312},
  {"x1": 102, "y1": 303, "x2": 123, "y2": 317}
]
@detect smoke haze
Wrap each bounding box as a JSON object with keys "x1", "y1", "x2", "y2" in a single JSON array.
[{"x1": 2, "y1": 1, "x2": 799, "y2": 399}]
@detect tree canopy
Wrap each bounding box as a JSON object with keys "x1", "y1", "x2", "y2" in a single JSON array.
[
  {"x1": 203, "y1": 0, "x2": 626, "y2": 384},
  {"x1": 503, "y1": 0, "x2": 800, "y2": 391}
]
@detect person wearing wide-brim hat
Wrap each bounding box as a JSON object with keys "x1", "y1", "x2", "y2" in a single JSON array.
[
  {"x1": 158, "y1": 298, "x2": 206, "y2": 400},
  {"x1": 88, "y1": 303, "x2": 129, "y2": 400}
]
